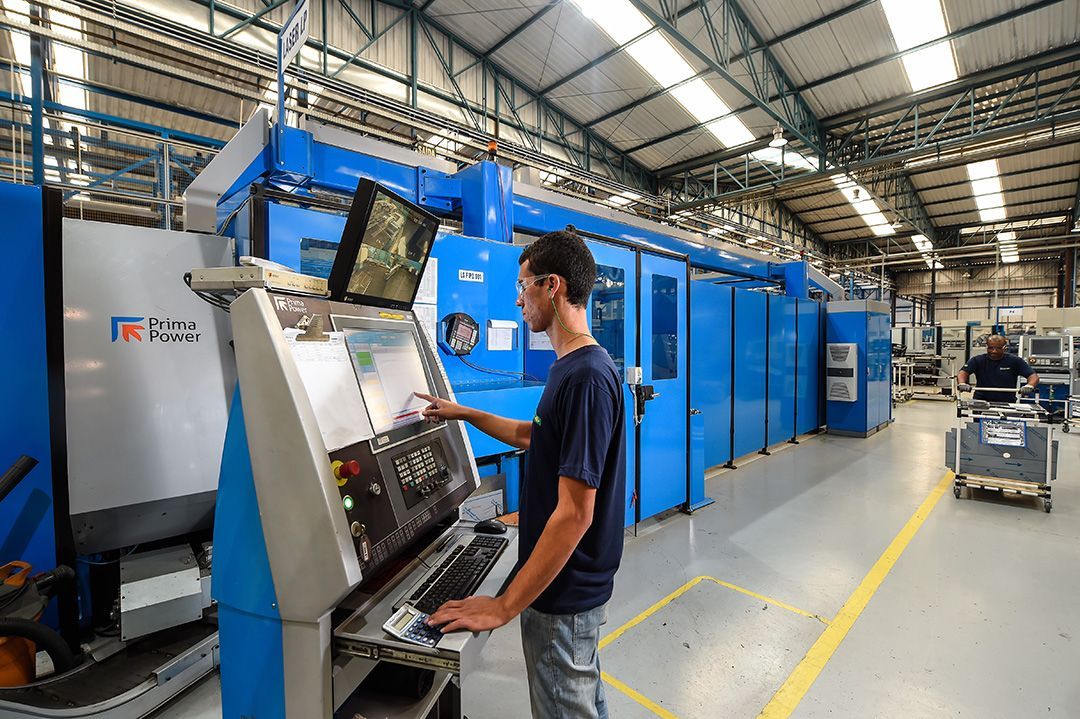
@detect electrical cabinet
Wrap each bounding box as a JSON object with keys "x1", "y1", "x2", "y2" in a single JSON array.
[{"x1": 825, "y1": 300, "x2": 892, "y2": 437}]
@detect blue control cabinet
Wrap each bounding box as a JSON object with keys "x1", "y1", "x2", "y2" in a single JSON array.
[{"x1": 825, "y1": 300, "x2": 892, "y2": 437}]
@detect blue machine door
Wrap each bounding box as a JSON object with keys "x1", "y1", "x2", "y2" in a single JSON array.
[
  {"x1": 637, "y1": 252, "x2": 689, "y2": 521},
  {"x1": 586, "y1": 241, "x2": 638, "y2": 527}
]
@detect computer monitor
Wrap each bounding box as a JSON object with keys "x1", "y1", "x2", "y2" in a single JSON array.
[
  {"x1": 328, "y1": 179, "x2": 440, "y2": 310},
  {"x1": 1028, "y1": 337, "x2": 1063, "y2": 356},
  {"x1": 344, "y1": 325, "x2": 434, "y2": 435}
]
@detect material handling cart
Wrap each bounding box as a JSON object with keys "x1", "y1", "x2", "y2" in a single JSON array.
[{"x1": 947, "y1": 385, "x2": 1059, "y2": 513}]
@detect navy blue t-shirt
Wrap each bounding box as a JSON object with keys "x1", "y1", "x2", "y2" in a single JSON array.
[
  {"x1": 961, "y1": 352, "x2": 1034, "y2": 401},
  {"x1": 519, "y1": 345, "x2": 626, "y2": 615}
]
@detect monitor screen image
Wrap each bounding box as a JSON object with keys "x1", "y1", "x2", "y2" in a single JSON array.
[
  {"x1": 345, "y1": 327, "x2": 432, "y2": 434},
  {"x1": 345, "y1": 189, "x2": 438, "y2": 305},
  {"x1": 1028, "y1": 337, "x2": 1062, "y2": 356}
]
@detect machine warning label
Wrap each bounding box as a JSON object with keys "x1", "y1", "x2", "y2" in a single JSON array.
[{"x1": 110, "y1": 315, "x2": 202, "y2": 343}]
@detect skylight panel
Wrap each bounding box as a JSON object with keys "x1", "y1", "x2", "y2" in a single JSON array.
[
  {"x1": 880, "y1": 0, "x2": 958, "y2": 92},
  {"x1": 669, "y1": 79, "x2": 728, "y2": 123},
  {"x1": 829, "y1": 172, "x2": 897, "y2": 237},
  {"x1": 626, "y1": 32, "x2": 695, "y2": 87},
  {"x1": 750, "y1": 147, "x2": 817, "y2": 171},
  {"x1": 902, "y1": 43, "x2": 957, "y2": 91},
  {"x1": 852, "y1": 199, "x2": 880, "y2": 216},
  {"x1": 706, "y1": 116, "x2": 755, "y2": 147},
  {"x1": 569, "y1": 0, "x2": 762, "y2": 151},
  {"x1": 607, "y1": 190, "x2": 641, "y2": 207},
  {"x1": 880, "y1": 0, "x2": 948, "y2": 47},
  {"x1": 971, "y1": 177, "x2": 1002, "y2": 197},
  {"x1": 567, "y1": 0, "x2": 651, "y2": 44},
  {"x1": 966, "y1": 160, "x2": 1008, "y2": 224},
  {"x1": 2, "y1": 1, "x2": 31, "y2": 95},
  {"x1": 966, "y1": 160, "x2": 1000, "y2": 181},
  {"x1": 974, "y1": 193, "x2": 1004, "y2": 212}
]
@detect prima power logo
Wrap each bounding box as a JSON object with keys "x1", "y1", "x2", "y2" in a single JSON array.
[{"x1": 110, "y1": 315, "x2": 202, "y2": 343}]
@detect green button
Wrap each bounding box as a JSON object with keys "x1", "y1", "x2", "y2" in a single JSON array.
[{"x1": 342, "y1": 495, "x2": 354, "y2": 511}]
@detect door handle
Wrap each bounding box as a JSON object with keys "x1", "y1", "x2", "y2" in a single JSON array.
[{"x1": 632, "y1": 384, "x2": 659, "y2": 425}]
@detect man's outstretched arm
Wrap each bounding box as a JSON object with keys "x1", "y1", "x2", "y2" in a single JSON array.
[{"x1": 415, "y1": 392, "x2": 531, "y2": 450}]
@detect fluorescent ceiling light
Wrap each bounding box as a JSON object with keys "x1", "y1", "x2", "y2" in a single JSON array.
[
  {"x1": 626, "y1": 32, "x2": 695, "y2": 87},
  {"x1": 880, "y1": 0, "x2": 958, "y2": 91}
]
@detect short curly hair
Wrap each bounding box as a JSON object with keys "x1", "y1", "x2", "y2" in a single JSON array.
[{"x1": 518, "y1": 227, "x2": 596, "y2": 307}]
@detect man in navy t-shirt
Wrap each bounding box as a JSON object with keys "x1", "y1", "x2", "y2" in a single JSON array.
[
  {"x1": 415, "y1": 228, "x2": 625, "y2": 718},
  {"x1": 958, "y1": 334, "x2": 1039, "y2": 401}
]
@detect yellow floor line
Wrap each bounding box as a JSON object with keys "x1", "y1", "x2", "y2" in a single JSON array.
[
  {"x1": 757, "y1": 471, "x2": 955, "y2": 719},
  {"x1": 601, "y1": 575, "x2": 826, "y2": 652},
  {"x1": 602, "y1": 670, "x2": 680, "y2": 719},
  {"x1": 703, "y1": 577, "x2": 830, "y2": 625},
  {"x1": 599, "y1": 576, "x2": 707, "y2": 650}
]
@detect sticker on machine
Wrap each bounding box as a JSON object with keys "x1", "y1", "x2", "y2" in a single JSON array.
[{"x1": 458, "y1": 269, "x2": 484, "y2": 283}]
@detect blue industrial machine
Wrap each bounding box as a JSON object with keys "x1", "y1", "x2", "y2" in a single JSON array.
[
  {"x1": 184, "y1": 113, "x2": 842, "y2": 526},
  {"x1": 825, "y1": 300, "x2": 893, "y2": 437},
  {"x1": 691, "y1": 276, "x2": 824, "y2": 468}
]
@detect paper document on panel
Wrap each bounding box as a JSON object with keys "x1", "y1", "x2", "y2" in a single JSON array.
[
  {"x1": 284, "y1": 328, "x2": 374, "y2": 450},
  {"x1": 487, "y1": 319, "x2": 517, "y2": 351}
]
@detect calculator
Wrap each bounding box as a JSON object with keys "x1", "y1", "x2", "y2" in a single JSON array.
[{"x1": 383, "y1": 604, "x2": 444, "y2": 647}]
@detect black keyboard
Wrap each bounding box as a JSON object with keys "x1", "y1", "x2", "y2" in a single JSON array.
[{"x1": 408, "y1": 535, "x2": 509, "y2": 614}]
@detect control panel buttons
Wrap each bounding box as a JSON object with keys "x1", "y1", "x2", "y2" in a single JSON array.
[
  {"x1": 342, "y1": 495, "x2": 355, "y2": 511},
  {"x1": 369, "y1": 482, "x2": 382, "y2": 496},
  {"x1": 351, "y1": 521, "x2": 366, "y2": 538}
]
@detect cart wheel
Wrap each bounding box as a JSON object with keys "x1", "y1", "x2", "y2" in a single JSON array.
[
  {"x1": 1044, "y1": 500, "x2": 1052, "y2": 513},
  {"x1": 953, "y1": 486, "x2": 961, "y2": 499},
  {"x1": 1063, "y1": 425, "x2": 1070, "y2": 434}
]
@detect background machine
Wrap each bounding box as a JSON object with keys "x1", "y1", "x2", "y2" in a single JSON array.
[{"x1": 208, "y1": 180, "x2": 517, "y2": 717}]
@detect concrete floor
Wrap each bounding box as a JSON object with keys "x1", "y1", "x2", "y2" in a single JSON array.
[{"x1": 155, "y1": 400, "x2": 1080, "y2": 718}]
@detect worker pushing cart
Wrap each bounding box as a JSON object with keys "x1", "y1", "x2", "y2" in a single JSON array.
[{"x1": 948, "y1": 383, "x2": 1058, "y2": 513}]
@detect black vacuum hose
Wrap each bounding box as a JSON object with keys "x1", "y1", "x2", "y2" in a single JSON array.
[{"x1": 0, "y1": 617, "x2": 81, "y2": 677}]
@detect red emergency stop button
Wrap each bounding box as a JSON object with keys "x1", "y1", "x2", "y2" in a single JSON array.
[{"x1": 332, "y1": 459, "x2": 361, "y2": 486}]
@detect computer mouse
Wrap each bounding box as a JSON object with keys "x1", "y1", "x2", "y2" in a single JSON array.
[{"x1": 474, "y1": 518, "x2": 507, "y2": 535}]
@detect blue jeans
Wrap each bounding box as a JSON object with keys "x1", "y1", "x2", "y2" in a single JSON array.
[{"x1": 519, "y1": 603, "x2": 608, "y2": 719}]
